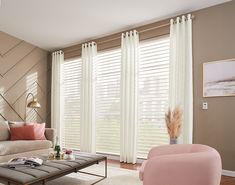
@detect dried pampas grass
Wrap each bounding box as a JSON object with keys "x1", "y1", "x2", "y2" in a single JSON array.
[{"x1": 165, "y1": 106, "x2": 183, "y2": 139}]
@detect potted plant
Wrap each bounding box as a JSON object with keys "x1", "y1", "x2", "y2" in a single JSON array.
[{"x1": 165, "y1": 106, "x2": 183, "y2": 144}]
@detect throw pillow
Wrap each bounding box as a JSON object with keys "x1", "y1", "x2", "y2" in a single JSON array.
[
  {"x1": 10, "y1": 125, "x2": 35, "y2": 140},
  {"x1": 10, "y1": 123, "x2": 46, "y2": 140},
  {"x1": 26, "y1": 122, "x2": 46, "y2": 140},
  {"x1": 8, "y1": 121, "x2": 25, "y2": 127}
]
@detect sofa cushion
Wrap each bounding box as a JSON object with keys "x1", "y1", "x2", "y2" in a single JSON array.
[
  {"x1": 0, "y1": 140, "x2": 52, "y2": 156},
  {"x1": 0, "y1": 121, "x2": 10, "y2": 141}
]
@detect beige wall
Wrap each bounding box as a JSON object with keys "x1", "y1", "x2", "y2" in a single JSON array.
[
  {"x1": 0, "y1": 31, "x2": 50, "y2": 125},
  {"x1": 192, "y1": 1, "x2": 235, "y2": 171}
]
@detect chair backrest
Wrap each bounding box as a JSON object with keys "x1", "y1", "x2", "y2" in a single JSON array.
[{"x1": 148, "y1": 144, "x2": 217, "y2": 159}]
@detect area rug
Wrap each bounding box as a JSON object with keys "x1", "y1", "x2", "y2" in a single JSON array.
[{"x1": 0, "y1": 164, "x2": 142, "y2": 185}]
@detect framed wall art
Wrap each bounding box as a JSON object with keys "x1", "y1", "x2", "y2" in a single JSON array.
[{"x1": 203, "y1": 59, "x2": 235, "y2": 97}]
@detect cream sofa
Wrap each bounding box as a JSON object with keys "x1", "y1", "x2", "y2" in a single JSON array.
[{"x1": 0, "y1": 121, "x2": 56, "y2": 163}]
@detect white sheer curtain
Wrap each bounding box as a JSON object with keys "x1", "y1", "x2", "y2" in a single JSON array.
[
  {"x1": 169, "y1": 14, "x2": 193, "y2": 144},
  {"x1": 120, "y1": 30, "x2": 139, "y2": 164},
  {"x1": 80, "y1": 42, "x2": 97, "y2": 153},
  {"x1": 51, "y1": 50, "x2": 64, "y2": 144}
]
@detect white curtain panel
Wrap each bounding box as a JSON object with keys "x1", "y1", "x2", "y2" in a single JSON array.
[
  {"x1": 51, "y1": 50, "x2": 64, "y2": 144},
  {"x1": 169, "y1": 14, "x2": 193, "y2": 144},
  {"x1": 80, "y1": 42, "x2": 97, "y2": 153},
  {"x1": 120, "y1": 30, "x2": 139, "y2": 164}
]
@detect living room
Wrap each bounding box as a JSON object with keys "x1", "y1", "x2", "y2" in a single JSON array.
[{"x1": 0, "y1": 0, "x2": 235, "y2": 185}]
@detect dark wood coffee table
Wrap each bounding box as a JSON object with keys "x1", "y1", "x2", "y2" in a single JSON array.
[{"x1": 0, "y1": 153, "x2": 107, "y2": 185}]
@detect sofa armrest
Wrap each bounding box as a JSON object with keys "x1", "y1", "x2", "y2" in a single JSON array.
[{"x1": 45, "y1": 128, "x2": 56, "y2": 147}]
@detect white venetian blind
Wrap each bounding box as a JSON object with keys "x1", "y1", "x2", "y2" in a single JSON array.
[
  {"x1": 137, "y1": 36, "x2": 170, "y2": 158},
  {"x1": 96, "y1": 49, "x2": 121, "y2": 155},
  {"x1": 62, "y1": 58, "x2": 81, "y2": 149}
]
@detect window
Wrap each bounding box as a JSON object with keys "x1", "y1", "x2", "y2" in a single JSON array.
[
  {"x1": 95, "y1": 49, "x2": 121, "y2": 155},
  {"x1": 62, "y1": 58, "x2": 81, "y2": 149},
  {"x1": 61, "y1": 36, "x2": 170, "y2": 158},
  {"x1": 137, "y1": 36, "x2": 170, "y2": 158}
]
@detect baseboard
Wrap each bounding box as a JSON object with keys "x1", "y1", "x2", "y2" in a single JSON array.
[
  {"x1": 222, "y1": 170, "x2": 235, "y2": 177},
  {"x1": 97, "y1": 152, "x2": 120, "y2": 161},
  {"x1": 96, "y1": 152, "x2": 145, "y2": 164}
]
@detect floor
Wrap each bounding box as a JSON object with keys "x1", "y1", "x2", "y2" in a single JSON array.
[
  {"x1": 107, "y1": 159, "x2": 235, "y2": 185},
  {"x1": 221, "y1": 176, "x2": 235, "y2": 185}
]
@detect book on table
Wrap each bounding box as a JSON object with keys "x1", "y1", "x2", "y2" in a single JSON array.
[{"x1": 8, "y1": 157, "x2": 43, "y2": 167}]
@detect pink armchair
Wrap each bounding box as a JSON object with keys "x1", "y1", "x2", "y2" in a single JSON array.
[{"x1": 139, "y1": 144, "x2": 221, "y2": 185}]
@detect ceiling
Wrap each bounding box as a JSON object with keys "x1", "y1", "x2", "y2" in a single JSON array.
[{"x1": 0, "y1": 0, "x2": 230, "y2": 51}]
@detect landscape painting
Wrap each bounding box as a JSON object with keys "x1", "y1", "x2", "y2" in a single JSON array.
[{"x1": 203, "y1": 59, "x2": 235, "y2": 97}]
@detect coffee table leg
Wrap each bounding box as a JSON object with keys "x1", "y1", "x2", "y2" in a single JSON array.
[
  {"x1": 105, "y1": 157, "x2": 107, "y2": 178},
  {"x1": 42, "y1": 180, "x2": 46, "y2": 185},
  {"x1": 7, "y1": 182, "x2": 10, "y2": 185}
]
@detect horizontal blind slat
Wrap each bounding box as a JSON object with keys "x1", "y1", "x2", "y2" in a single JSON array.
[
  {"x1": 62, "y1": 58, "x2": 81, "y2": 149},
  {"x1": 137, "y1": 37, "x2": 170, "y2": 158},
  {"x1": 96, "y1": 49, "x2": 121, "y2": 155}
]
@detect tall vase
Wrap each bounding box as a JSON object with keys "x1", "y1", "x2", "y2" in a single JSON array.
[{"x1": 170, "y1": 138, "x2": 178, "y2": 144}]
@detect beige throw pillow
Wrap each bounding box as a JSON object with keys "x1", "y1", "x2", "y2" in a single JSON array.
[
  {"x1": 0, "y1": 121, "x2": 10, "y2": 141},
  {"x1": 8, "y1": 121, "x2": 25, "y2": 127}
]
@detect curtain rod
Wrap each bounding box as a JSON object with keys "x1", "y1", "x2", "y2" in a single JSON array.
[
  {"x1": 70, "y1": 22, "x2": 170, "y2": 51},
  {"x1": 98, "y1": 15, "x2": 195, "y2": 45},
  {"x1": 96, "y1": 23, "x2": 170, "y2": 45},
  {"x1": 66, "y1": 15, "x2": 195, "y2": 51}
]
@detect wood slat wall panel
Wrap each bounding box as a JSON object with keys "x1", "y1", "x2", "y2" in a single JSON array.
[
  {"x1": 0, "y1": 31, "x2": 50, "y2": 124},
  {"x1": 0, "y1": 48, "x2": 47, "y2": 93},
  {"x1": 0, "y1": 42, "x2": 35, "y2": 75},
  {"x1": 0, "y1": 32, "x2": 21, "y2": 55},
  {"x1": 4, "y1": 58, "x2": 48, "y2": 103}
]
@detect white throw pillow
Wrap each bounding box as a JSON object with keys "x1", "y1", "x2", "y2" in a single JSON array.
[
  {"x1": 0, "y1": 120, "x2": 10, "y2": 141},
  {"x1": 8, "y1": 121, "x2": 25, "y2": 127}
]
